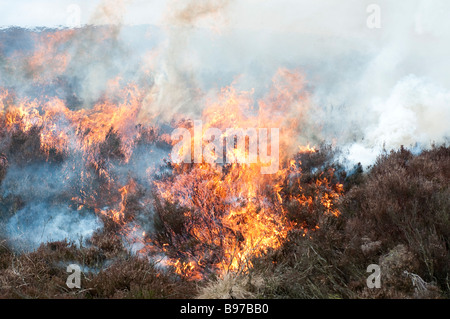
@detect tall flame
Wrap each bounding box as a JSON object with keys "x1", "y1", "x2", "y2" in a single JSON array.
[{"x1": 0, "y1": 47, "x2": 342, "y2": 280}]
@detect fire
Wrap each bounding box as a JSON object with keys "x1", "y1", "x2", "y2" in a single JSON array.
[
  {"x1": 101, "y1": 180, "x2": 137, "y2": 224},
  {"x1": 0, "y1": 41, "x2": 343, "y2": 281},
  {"x1": 298, "y1": 144, "x2": 316, "y2": 153},
  {"x1": 0, "y1": 83, "x2": 142, "y2": 163},
  {"x1": 147, "y1": 70, "x2": 343, "y2": 279}
]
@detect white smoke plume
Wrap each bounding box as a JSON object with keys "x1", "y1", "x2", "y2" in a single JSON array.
[
  {"x1": 6, "y1": 203, "x2": 101, "y2": 251},
  {"x1": 145, "y1": 0, "x2": 450, "y2": 166}
]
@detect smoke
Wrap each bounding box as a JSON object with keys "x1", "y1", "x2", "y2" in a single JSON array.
[
  {"x1": 1, "y1": 0, "x2": 450, "y2": 250},
  {"x1": 137, "y1": 0, "x2": 450, "y2": 164},
  {"x1": 165, "y1": 0, "x2": 232, "y2": 26},
  {"x1": 0, "y1": 160, "x2": 103, "y2": 250},
  {"x1": 144, "y1": 0, "x2": 450, "y2": 166},
  {"x1": 347, "y1": 75, "x2": 450, "y2": 165},
  {"x1": 0, "y1": 0, "x2": 146, "y2": 108},
  {"x1": 6, "y1": 203, "x2": 101, "y2": 251},
  {"x1": 138, "y1": 0, "x2": 236, "y2": 122},
  {"x1": 89, "y1": 0, "x2": 133, "y2": 26}
]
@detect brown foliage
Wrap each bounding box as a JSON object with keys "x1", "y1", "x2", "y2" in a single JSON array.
[
  {"x1": 1, "y1": 144, "x2": 448, "y2": 299},
  {"x1": 345, "y1": 145, "x2": 450, "y2": 289},
  {"x1": 249, "y1": 145, "x2": 449, "y2": 299},
  {"x1": 0, "y1": 237, "x2": 195, "y2": 298}
]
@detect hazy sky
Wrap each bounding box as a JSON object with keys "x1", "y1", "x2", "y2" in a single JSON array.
[
  {"x1": 0, "y1": 0, "x2": 166, "y2": 27},
  {"x1": 1, "y1": 0, "x2": 448, "y2": 37}
]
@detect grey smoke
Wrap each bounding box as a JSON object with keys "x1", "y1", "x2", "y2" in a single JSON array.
[
  {"x1": 0, "y1": 159, "x2": 103, "y2": 251},
  {"x1": 6, "y1": 203, "x2": 101, "y2": 251},
  {"x1": 147, "y1": 0, "x2": 450, "y2": 166}
]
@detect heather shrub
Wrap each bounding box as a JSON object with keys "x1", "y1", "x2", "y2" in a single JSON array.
[
  {"x1": 345, "y1": 145, "x2": 449, "y2": 293},
  {"x1": 248, "y1": 145, "x2": 449, "y2": 299},
  {"x1": 0, "y1": 237, "x2": 196, "y2": 299},
  {"x1": 0, "y1": 144, "x2": 448, "y2": 299},
  {"x1": 86, "y1": 256, "x2": 196, "y2": 299}
]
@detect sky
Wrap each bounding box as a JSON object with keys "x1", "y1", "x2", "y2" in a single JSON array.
[
  {"x1": 0, "y1": 0, "x2": 166, "y2": 27},
  {"x1": 1, "y1": 0, "x2": 448, "y2": 36}
]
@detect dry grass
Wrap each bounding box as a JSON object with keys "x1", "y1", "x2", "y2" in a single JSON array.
[
  {"x1": 196, "y1": 272, "x2": 264, "y2": 299},
  {"x1": 0, "y1": 235, "x2": 196, "y2": 299}
]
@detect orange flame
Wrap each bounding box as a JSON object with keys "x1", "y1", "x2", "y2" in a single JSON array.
[{"x1": 0, "y1": 60, "x2": 342, "y2": 281}]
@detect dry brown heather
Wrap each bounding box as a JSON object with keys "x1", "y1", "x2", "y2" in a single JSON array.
[
  {"x1": 0, "y1": 236, "x2": 196, "y2": 299},
  {"x1": 0, "y1": 144, "x2": 449, "y2": 299},
  {"x1": 245, "y1": 145, "x2": 449, "y2": 299}
]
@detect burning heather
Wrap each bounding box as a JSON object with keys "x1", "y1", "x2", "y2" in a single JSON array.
[
  {"x1": 0, "y1": 63, "x2": 341, "y2": 279},
  {"x1": 0, "y1": 1, "x2": 449, "y2": 300}
]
